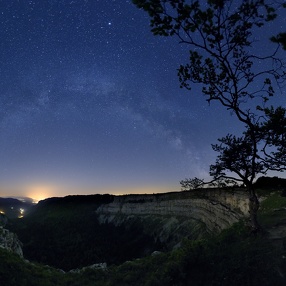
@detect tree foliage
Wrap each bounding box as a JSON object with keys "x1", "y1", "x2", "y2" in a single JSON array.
[
  {"x1": 133, "y1": 0, "x2": 286, "y2": 230},
  {"x1": 271, "y1": 32, "x2": 286, "y2": 50},
  {"x1": 271, "y1": 2, "x2": 286, "y2": 50},
  {"x1": 180, "y1": 177, "x2": 204, "y2": 190}
]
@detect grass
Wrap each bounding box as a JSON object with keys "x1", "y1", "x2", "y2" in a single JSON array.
[{"x1": 258, "y1": 191, "x2": 286, "y2": 227}]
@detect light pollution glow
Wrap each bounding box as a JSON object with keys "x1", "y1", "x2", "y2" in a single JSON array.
[
  {"x1": 24, "y1": 184, "x2": 59, "y2": 203},
  {"x1": 0, "y1": 183, "x2": 179, "y2": 202}
]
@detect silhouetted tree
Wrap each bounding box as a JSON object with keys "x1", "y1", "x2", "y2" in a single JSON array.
[
  {"x1": 272, "y1": 32, "x2": 286, "y2": 50},
  {"x1": 133, "y1": 0, "x2": 286, "y2": 231},
  {"x1": 271, "y1": 3, "x2": 286, "y2": 50},
  {"x1": 180, "y1": 177, "x2": 204, "y2": 190}
]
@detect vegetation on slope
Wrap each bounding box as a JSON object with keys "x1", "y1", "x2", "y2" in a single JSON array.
[
  {"x1": 2, "y1": 189, "x2": 286, "y2": 285},
  {"x1": 0, "y1": 248, "x2": 65, "y2": 286},
  {"x1": 1, "y1": 221, "x2": 286, "y2": 286},
  {"x1": 105, "y1": 223, "x2": 285, "y2": 286},
  {"x1": 258, "y1": 190, "x2": 286, "y2": 231},
  {"x1": 0, "y1": 198, "x2": 34, "y2": 219},
  {"x1": 7, "y1": 195, "x2": 162, "y2": 271}
]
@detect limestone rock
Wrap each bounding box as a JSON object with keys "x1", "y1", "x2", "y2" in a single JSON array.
[
  {"x1": 69, "y1": 263, "x2": 107, "y2": 273},
  {"x1": 0, "y1": 226, "x2": 23, "y2": 257},
  {"x1": 96, "y1": 188, "x2": 250, "y2": 247}
]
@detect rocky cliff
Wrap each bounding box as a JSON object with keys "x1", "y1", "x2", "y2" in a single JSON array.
[
  {"x1": 0, "y1": 226, "x2": 23, "y2": 257},
  {"x1": 96, "y1": 189, "x2": 249, "y2": 248},
  {"x1": 0, "y1": 213, "x2": 23, "y2": 257}
]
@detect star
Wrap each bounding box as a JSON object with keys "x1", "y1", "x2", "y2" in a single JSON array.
[{"x1": 0, "y1": 0, "x2": 284, "y2": 200}]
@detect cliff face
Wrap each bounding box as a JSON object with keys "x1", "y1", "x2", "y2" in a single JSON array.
[
  {"x1": 96, "y1": 189, "x2": 249, "y2": 248},
  {"x1": 0, "y1": 226, "x2": 23, "y2": 257}
]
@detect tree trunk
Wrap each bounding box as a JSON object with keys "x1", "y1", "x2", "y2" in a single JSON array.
[{"x1": 247, "y1": 185, "x2": 261, "y2": 233}]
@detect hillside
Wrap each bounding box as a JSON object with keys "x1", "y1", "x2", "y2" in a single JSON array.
[
  {"x1": 6, "y1": 188, "x2": 250, "y2": 270},
  {"x1": 0, "y1": 197, "x2": 34, "y2": 219},
  {"x1": 1, "y1": 187, "x2": 286, "y2": 285},
  {"x1": 7, "y1": 194, "x2": 160, "y2": 270}
]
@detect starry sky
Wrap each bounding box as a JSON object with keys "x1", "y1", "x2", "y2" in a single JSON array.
[{"x1": 0, "y1": 0, "x2": 285, "y2": 201}]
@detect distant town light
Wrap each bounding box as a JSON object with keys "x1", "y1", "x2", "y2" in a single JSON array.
[{"x1": 17, "y1": 208, "x2": 25, "y2": 218}]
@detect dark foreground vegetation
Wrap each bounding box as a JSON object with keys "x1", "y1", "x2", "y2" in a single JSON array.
[
  {"x1": 1, "y1": 221, "x2": 286, "y2": 286},
  {"x1": 1, "y1": 189, "x2": 286, "y2": 285},
  {"x1": 7, "y1": 195, "x2": 161, "y2": 271}
]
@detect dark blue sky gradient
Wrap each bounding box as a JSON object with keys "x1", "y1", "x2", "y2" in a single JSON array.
[{"x1": 0, "y1": 1, "x2": 285, "y2": 200}]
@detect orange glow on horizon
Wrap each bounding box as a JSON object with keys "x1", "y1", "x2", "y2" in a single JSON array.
[
  {"x1": 26, "y1": 184, "x2": 177, "y2": 199},
  {"x1": 95, "y1": 184, "x2": 178, "y2": 196},
  {"x1": 25, "y1": 184, "x2": 58, "y2": 203},
  {"x1": 0, "y1": 183, "x2": 180, "y2": 202}
]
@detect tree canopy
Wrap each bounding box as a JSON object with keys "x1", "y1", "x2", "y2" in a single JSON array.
[{"x1": 133, "y1": 0, "x2": 286, "y2": 231}]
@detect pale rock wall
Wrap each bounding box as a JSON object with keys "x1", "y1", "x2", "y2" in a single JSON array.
[
  {"x1": 0, "y1": 226, "x2": 23, "y2": 257},
  {"x1": 96, "y1": 189, "x2": 249, "y2": 247}
]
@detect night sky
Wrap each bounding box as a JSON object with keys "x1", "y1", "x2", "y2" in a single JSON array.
[{"x1": 0, "y1": 1, "x2": 285, "y2": 201}]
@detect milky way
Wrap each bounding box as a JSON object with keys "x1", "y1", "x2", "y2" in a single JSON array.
[{"x1": 0, "y1": 1, "x2": 285, "y2": 199}]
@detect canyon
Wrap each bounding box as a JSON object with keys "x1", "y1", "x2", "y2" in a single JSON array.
[{"x1": 96, "y1": 188, "x2": 250, "y2": 248}]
